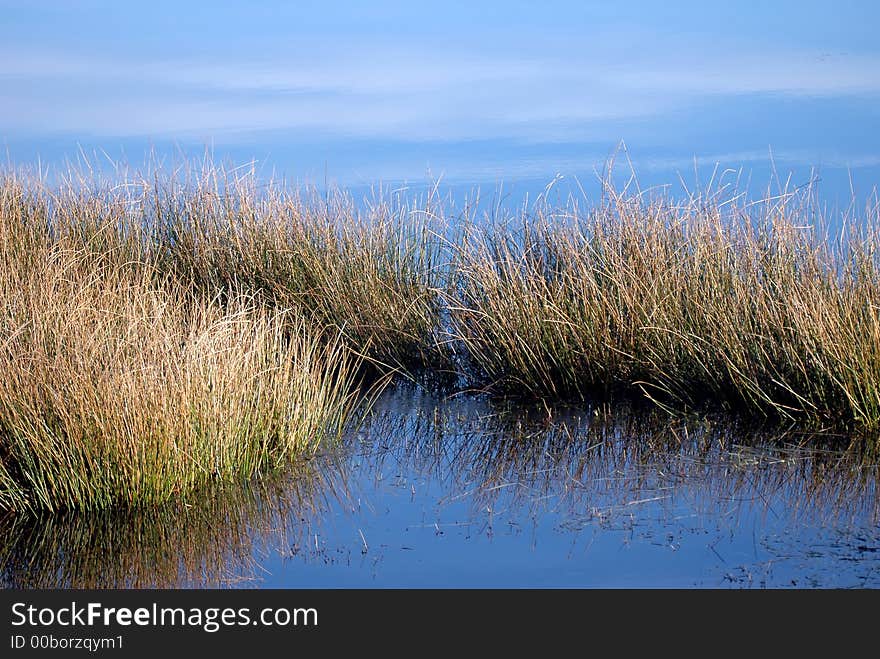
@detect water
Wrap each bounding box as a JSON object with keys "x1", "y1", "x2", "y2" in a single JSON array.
[{"x1": 3, "y1": 386, "x2": 878, "y2": 588}]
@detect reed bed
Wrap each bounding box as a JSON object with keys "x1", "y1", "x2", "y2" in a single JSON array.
[
  {"x1": 1, "y1": 159, "x2": 879, "y2": 514},
  {"x1": 451, "y1": 186, "x2": 880, "y2": 428}
]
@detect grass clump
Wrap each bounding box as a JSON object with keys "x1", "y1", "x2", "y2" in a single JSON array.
[
  {"x1": 3, "y1": 155, "x2": 880, "y2": 517},
  {"x1": 150, "y1": 166, "x2": 450, "y2": 374},
  {"x1": 451, "y1": 185, "x2": 880, "y2": 428},
  {"x1": 0, "y1": 173, "x2": 362, "y2": 513}
]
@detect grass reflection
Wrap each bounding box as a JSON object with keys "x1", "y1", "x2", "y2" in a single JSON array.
[{"x1": 2, "y1": 386, "x2": 877, "y2": 588}]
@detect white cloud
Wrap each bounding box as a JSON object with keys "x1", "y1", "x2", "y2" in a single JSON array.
[{"x1": 0, "y1": 35, "x2": 879, "y2": 141}]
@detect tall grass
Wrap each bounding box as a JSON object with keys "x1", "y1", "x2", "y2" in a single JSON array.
[
  {"x1": 451, "y1": 185, "x2": 880, "y2": 428},
  {"x1": 149, "y1": 166, "x2": 451, "y2": 373},
  {"x1": 2, "y1": 158, "x2": 879, "y2": 516},
  {"x1": 0, "y1": 173, "x2": 363, "y2": 513}
]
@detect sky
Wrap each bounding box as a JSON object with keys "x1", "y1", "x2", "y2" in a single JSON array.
[{"x1": 2, "y1": 1, "x2": 880, "y2": 202}]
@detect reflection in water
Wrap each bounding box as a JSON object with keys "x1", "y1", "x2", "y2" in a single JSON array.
[
  {"x1": 2, "y1": 385, "x2": 878, "y2": 588},
  {"x1": 0, "y1": 467, "x2": 346, "y2": 589},
  {"x1": 363, "y1": 387, "x2": 878, "y2": 526}
]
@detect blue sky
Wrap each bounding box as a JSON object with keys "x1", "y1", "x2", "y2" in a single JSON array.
[{"x1": 2, "y1": 1, "x2": 880, "y2": 200}]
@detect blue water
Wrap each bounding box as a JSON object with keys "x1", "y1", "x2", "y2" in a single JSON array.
[
  {"x1": 249, "y1": 389, "x2": 880, "y2": 588},
  {"x1": 4, "y1": 387, "x2": 876, "y2": 589}
]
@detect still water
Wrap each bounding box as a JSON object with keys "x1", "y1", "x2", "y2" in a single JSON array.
[{"x1": 3, "y1": 385, "x2": 877, "y2": 588}]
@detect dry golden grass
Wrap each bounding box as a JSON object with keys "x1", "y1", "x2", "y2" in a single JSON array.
[
  {"x1": 0, "y1": 172, "x2": 363, "y2": 513},
  {"x1": 2, "y1": 158, "x2": 879, "y2": 515},
  {"x1": 451, "y1": 185, "x2": 880, "y2": 428},
  {"x1": 148, "y1": 166, "x2": 450, "y2": 374}
]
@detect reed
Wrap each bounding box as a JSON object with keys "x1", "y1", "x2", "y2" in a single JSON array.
[
  {"x1": 0, "y1": 173, "x2": 363, "y2": 513},
  {"x1": 2, "y1": 158, "x2": 880, "y2": 517},
  {"x1": 450, "y1": 185, "x2": 880, "y2": 427},
  {"x1": 148, "y1": 165, "x2": 451, "y2": 374}
]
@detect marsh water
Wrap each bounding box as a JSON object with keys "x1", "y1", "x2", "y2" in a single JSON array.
[{"x1": 2, "y1": 385, "x2": 878, "y2": 589}]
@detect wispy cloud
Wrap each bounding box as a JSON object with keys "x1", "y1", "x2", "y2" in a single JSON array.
[
  {"x1": 607, "y1": 52, "x2": 880, "y2": 96},
  {"x1": 2, "y1": 33, "x2": 879, "y2": 142}
]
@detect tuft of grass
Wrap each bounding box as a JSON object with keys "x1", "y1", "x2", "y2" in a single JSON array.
[
  {"x1": 450, "y1": 185, "x2": 880, "y2": 428},
  {"x1": 148, "y1": 165, "x2": 451, "y2": 375},
  {"x1": 0, "y1": 173, "x2": 363, "y2": 513}
]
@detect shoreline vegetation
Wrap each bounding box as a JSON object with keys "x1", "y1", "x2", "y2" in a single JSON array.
[{"x1": 2, "y1": 159, "x2": 879, "y2": 512}]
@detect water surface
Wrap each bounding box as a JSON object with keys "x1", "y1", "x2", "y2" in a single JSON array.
[{"x1": 3, "y1": 387, "x2": 877, "y2": 588}]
